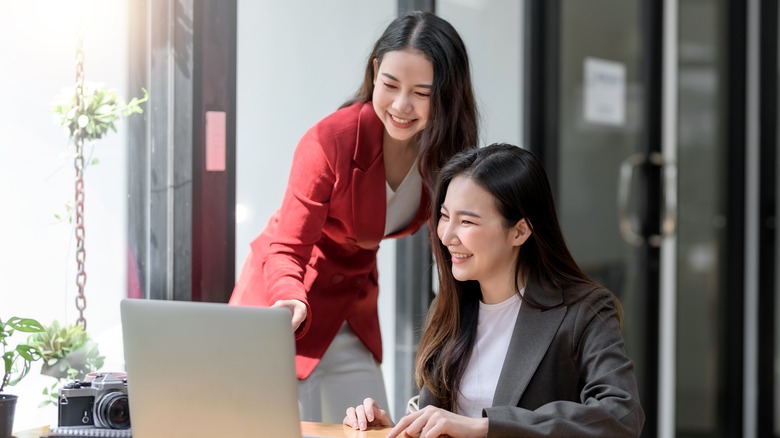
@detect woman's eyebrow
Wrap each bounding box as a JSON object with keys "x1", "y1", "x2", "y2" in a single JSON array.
[
  {"x1": 380, "y1": 72, "x2": 432, "y2": 89},
  {"x1": 456, "y1": 210, "x2": 481, "y2": 218},
  {"x1": 443, "y1": 208, "x2": 481, "y2": 218}
]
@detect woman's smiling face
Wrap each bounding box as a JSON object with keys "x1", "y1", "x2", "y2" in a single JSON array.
[
  {"x1": 372, "y1": 49, "x2": 433, "y2": 144},
  {"x1": 437, "y1": 175, "x2": 530, "y2": 301}
]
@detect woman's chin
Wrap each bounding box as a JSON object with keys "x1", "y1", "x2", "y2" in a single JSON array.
[{"x1": 451, "y1": 269, "x2": 472, "y2": 282}]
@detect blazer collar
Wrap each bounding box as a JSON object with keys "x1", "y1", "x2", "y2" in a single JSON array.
[
  {"x1": 491, "y1": 281, "x2": 567, "y2": 407},
  {"x1": 354, "y1": 102, "x2": 383, "y2": 170},
  {"x1": 351, "y1": 102, "x2": 386, "y2": 248},
  {"x1": 524, "y1": 277, "x2": 565, "y2": 308}
]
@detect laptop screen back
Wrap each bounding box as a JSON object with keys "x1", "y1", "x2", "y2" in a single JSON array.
[{"x1": 120, "y1": 299, "x2": 302, "y2": 438}]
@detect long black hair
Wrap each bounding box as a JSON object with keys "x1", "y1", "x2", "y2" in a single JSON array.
[{"x1": 342, "y1": 11, "x2": 478, "y2": 190}]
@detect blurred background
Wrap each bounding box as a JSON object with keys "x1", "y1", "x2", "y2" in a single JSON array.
[{"x1": 1, "y1": 1, "x2": 777, "y2": 437}]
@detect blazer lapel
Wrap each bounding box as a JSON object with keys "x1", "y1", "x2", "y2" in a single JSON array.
[
  {"x1": 492, "y1": 284, "x2": 566, "y2": 407},
  {"x1": 351, "y1": 103, "x2": 386, "y2": 249}
]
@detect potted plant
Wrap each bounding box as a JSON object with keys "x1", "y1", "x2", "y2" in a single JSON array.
[
  {"x1": 0, "y1": 316, "x2": 44, "y2": 437},
  {"x1": 27, "y1": 320, "x2": 105, "y2": 407}
]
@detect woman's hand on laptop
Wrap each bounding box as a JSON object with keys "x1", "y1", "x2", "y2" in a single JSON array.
[
  {"x1": 271, "y1": 299, "x2": 307, "y2": 331},
  {"x1": 344, "y1": 398, "x2": 394, "y2": 431}
]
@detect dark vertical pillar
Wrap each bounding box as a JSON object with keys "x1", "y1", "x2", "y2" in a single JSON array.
[
  {"x1": 724, "y1": 0, "x2": 748, "y2": 435},
  {"x1": 394, "y1": 0, "x2": 436, "y2": 421},
  {"x1": 191, "y1": 1, "x2": 237, "y2": 303},
  {"x1": 398, "y1": 0, "x2": 434, "y2": 14},
  {"x1": 169, "y1": 0, "x2": 195, "y2": 302},
  {"x1": 637, "y1": 2, "x2": 662, "y2": 437},
  {"x1": 128, "y1": 0, "x2": 193, "y2": 301},
  {"x1": 757, "y1": 0, "x2": 777, "y2": 434},
  {"x1": 393, "y1": 224, "x2": 434, "y2": 418},
  {"x1": 524, "y1": 0, "x2": 559, "y2": 192},
  {"x1": 127, "y1": 0, "x2": 236, "y2": 303}
]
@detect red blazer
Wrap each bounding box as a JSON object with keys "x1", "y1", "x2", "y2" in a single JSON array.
[{"x1": 230, "y1": 102, "x2": 430, "y2": 379}]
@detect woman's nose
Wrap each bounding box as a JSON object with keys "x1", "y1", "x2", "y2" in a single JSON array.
[
  {"x1": 392, "y1": 93, "x2": 412, "y2": 114},
  {"x1": 438, "y1": 222, "x2": 458, "y2": 246}
]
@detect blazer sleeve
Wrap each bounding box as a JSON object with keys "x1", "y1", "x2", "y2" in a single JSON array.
[
  {"x1": 260, "y1": 124, "x2": 337, "y2": 311},
  {"x1": 483, "y1": 291, "x2": 645, "y2": 437}
]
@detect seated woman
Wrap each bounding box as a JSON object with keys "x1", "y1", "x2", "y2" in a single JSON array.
[{"x1": 344, "y1": 143, "x2": 645, "y2": 437}]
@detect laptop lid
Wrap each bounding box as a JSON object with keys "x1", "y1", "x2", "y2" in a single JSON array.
[{"x1": 120, "y1": 299, "x2": 303, "y2": 438}]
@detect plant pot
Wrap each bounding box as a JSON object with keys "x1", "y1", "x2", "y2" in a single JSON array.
[{"x1": 0, "y1": 394, "x2": 17, "y2": 438}]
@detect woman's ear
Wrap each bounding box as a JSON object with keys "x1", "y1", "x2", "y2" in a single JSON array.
[
  {"x1": 512, "y1": 218, "x2": 532, "y2": 247},
  {"x1": 372, "y1": 58, "x2": 379, "y2": 84}
]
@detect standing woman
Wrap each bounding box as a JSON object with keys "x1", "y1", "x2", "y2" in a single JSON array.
[
  {"x1": 345, "y1": 144, "x2": 644, "y2": 437},
  {"x1": 229, "y1": 11, "x2": 478, "y2": 423}
]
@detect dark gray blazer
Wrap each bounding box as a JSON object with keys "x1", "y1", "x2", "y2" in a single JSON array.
[{"x1": 419, "y1": 281, "x2": 645, "y2": 437}]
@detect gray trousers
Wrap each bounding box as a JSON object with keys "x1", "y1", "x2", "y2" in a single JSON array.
[{"x1": 298, "y1": 322, "x2": 389, "y2": 423}]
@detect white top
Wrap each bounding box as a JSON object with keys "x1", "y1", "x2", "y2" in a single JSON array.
[
  {"x1": 456, "y1": 292, "x2": 523, "y2": 418},
  {"x1": 384, "y1": 159, "x2": 422, "y2": 236}
]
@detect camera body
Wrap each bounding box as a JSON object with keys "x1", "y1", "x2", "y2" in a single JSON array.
[{"x1": 58, "y1": 373, "x2": 131, "y2": 430}]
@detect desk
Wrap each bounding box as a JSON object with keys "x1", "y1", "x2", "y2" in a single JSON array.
[{"x1": 14, "y1": 422, "x2": 391, "y2": 437}]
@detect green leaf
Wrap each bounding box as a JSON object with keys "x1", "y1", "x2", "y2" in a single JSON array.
[
  {"x1": 6, "y1": 360, "x2": 31, "y2": 386},
  {"x1": 16, "y1": 344, "x2": 41, "y2": 361},
  {"x1": 8, "y1": 317, "x2": 44, "y2": 333}
]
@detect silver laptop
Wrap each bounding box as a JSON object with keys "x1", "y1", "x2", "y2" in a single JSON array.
[{"x1": 120, "y1": 299, "x2": 317, "y2": 438}]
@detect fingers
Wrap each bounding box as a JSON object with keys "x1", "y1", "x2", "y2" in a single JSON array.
[
  {"x1": 363, "y1": 397, "x2": 378, "y2": 422},
  {"x1": 344, "y1": 398, "x2": 394, "y2": 430},
  {"x1": 345, "y1": 404, "x2": 370, "y2": 430},
  {"x1": 365, "y1": 399, "x2": 394, "y2": 427},
  {"x1": 271, "y1": 300, "x2": 307, "y2": 331},
  {"x1": 388, "y1": 410, "x2": 422, "y2": 438},
  {"x1": 389, "y1": 406, "x2": 459, "y2": 438},
  {"x1": 290, "y1": 304, "x2": 307, "y2": 331},
  {"x1": 344, "y1": 406, "x2": 359, "y2": 429}
]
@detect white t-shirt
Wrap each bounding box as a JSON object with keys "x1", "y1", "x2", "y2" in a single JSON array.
[{"x1": 456, "y1": 291, "x2": 523, "y2": 418}]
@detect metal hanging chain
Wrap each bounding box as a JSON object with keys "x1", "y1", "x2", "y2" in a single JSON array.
[{"x1": 74, "y1": 25, "x2": 88, "y2": 330}]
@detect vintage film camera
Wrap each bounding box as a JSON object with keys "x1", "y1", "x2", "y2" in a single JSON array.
[{"x1": 58, "y1": 373, "x2": 131, "y2": 430}]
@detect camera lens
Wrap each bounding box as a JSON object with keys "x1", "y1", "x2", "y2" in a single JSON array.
[{"x1": 93, "y1": 390, "x2": 131, "y2": 429}]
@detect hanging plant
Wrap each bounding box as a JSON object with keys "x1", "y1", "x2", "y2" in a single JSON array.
[
  {"x1": 27, "y1": 320, "x2": 105, "y2": 407},
  {"x1": 27, "y1": 320, "x2": 105, "y2": 380},
  {"x1": 51, "y1": 83, "x2": 148, "y2": 142}
]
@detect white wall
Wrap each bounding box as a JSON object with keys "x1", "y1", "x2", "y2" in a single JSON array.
[
  {"x1": 439, "y1": 0, "x2": 524, "y2": 148},
  {"x1": 235, "y1": 0, "x2": 400, "y2": 418},
  {"x1": 0, "y1": 0, "x2": 129, "y2": 430}
]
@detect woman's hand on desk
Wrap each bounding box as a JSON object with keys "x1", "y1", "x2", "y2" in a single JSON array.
[
  {"x1": 388, "y1": 406, "x2": 488, "y2": 438},
  {"x1": 271, "y1": 299, "x2": 307, "y2": 331},
  {"x1": 344, "y1": 398, "x2": 394, "y2": 431}
]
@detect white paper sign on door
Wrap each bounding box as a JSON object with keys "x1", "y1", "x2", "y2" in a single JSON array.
[{"x1": 583, "y1": 57, "x2": 626, "y2": 126}]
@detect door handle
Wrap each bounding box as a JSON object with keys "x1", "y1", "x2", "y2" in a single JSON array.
[{"x1": 618, "y1": 152, "x2": 676, "y2": 247}]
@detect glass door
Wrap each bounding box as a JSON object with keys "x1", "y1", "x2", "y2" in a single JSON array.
[
  {"x1": 530, "y1": 0, "x2": 739, "y2": 436},
  {"x1": 554, "y1": 1, "x2": 660, "y2": 435}
]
